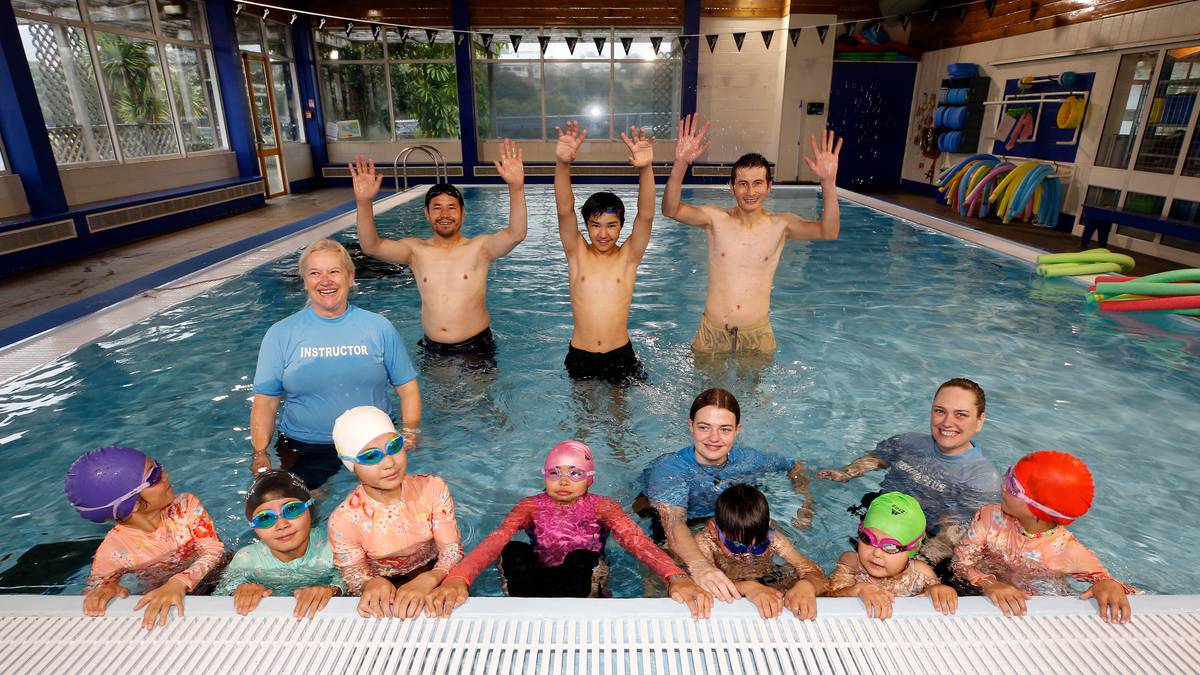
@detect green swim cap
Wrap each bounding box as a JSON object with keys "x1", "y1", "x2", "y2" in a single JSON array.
[{"x1": 862, "y1": 492, "x2": 927, "y2": 558}]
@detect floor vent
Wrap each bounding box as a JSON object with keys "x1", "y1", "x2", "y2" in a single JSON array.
[
  {"x1": 86, "y1": 182, "x2": 262, "y2": 234},
  {"x1": 0, "y1": 219, "x2": 76, "y2": 256}
]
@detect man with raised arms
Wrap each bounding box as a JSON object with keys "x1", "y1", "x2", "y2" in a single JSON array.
[
  {"x1": 351, "y1": 141, "x2": 527, "y2": 361},
  {"x1": 554, "y1": 121, "x2": 655, "y2": 382},
  {"x1": 662, "y1": 114, "x2": 843, "y2": 355}
]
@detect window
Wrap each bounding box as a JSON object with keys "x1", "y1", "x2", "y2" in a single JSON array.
[
  {"x1": 236, "y1": 15, "x2": 304, "y2": 143},
  {"x1": 1095, "y1": 52, "x2": 1157, "y2": 169},
  {"x1": 1185, "y1": 112, "x2": 1200, "y2": 176},
  {"x1": 1083, "y1": 186, "x2": 1121, "y2": 209},
  {"x1": 13, "y1": 0, "x2": 225, "y2": 165},
  {"x1": 1134, "y1": 45, "x2": 1200, "y2": 173},
  {"x1": 315, "y1": 27, "x2": 459, "y2": 141},
  {"x1": 473, "y1": 28, "x2": 681, "y2": 140},
  {"x1": 1118, "y1": 191, "x2": 1166, "y2": 240},
  {"x1": 1165, "y1": 199, "x2": 1200, "y2": 252}
]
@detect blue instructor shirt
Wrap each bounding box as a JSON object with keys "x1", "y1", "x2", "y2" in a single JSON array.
[{"x1": 640, "y1": 445, "x2": 794, "y2": 519}]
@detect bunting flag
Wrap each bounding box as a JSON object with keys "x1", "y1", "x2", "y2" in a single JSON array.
[
  {"x1": 650, "y1": 36, "x2": 663, "y2": 53},
  {"x1": 344, "y1": 22, "x2": 353, "y2": 37},
  {"x1": 593, "y1": 36, "x2": 606, "y2": 54},
  {"x1": 480, "y1": 33, "x2": 493, "y2": 51},
  {"x1": 899, "y1": 14, "x2": 910, "y2": 29},
  {"x1": 565, "y1": 36, "x2": 578, "y2": 54},
  {"x1": 317, "y1": 17, "x2": 325, "y2": 31},
  {"x1": 732, "y1": 32, "x2": 745, "y2": 51},
  {"x1": 958, "y1": 6, "x2": 968, "y2": 23},
  {"x1": 760, "y1": 30, "x2": 773, "y2": 50},
  {"x1": 789, "y1": 28, "x2": 801, "y2": 47},
  {"x1": 985, "y1": 0, "x2": 997, "y2": 17},
  {"x1": 537, "y1": 35, "x2": 551, "y2": 54},
  {"x1": 679, "y1": 35, "x2": 691, "y2": 51},
  {"x1": 930, "y1": 9, "x2": 939, "y2": 22},
  {"x1": 509, "y1": 34, "x2": 523, "y2": 51},
  {"x1": 706, "y1": 34, "x2": 718, "y2": 52},
  {"x1": 815, "y1": 25, "x2": 829, "y2": 44},
  {"x1": 620, "y1": 36, "x2": 634, "y2": 55},
  {"x1": 395, "y1": 27, "x2": 408, "y2": 43},
  {"x1": 456, "y1": 32, "x2": 466, "y2": 46},
  {"x1": 371, "y1": 25, "x2": 381, "y2": 41},
  {"x1": 425, "y1": 29, "x2": 438, "y2": 44},
  {"x1": 845, "y1": 22, "x2": 856, "y2": 37}
]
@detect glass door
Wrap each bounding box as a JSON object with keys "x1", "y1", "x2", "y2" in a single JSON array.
[{"x1": 242, "y1": 53, "x2": 287, "y2": 197}]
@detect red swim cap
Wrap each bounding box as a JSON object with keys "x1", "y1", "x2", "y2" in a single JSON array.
[{"x1": 1012, "y1": 450, "x2": 1094, "y2": 525}]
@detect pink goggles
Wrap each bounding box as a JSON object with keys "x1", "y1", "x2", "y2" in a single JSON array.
[
  {"x1": 1003, "y1": 467, "x2": 1076, "y2": 522},
  {"x1": 857, "y1": 523, "x2": 924, "y2": 555}
]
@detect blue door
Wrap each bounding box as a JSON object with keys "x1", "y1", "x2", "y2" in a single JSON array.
[{"x1": 828, "y1": 61, "x2": 918, "y2": 188}]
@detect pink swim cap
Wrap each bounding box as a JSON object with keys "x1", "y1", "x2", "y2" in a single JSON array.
[{"x1": 544, "y1": 440, "x2": 595, "y2": 484}]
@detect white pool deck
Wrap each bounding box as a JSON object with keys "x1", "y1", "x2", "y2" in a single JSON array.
[{"x1": 2, "y1": 186, "x2": 1198, "y2": 673}]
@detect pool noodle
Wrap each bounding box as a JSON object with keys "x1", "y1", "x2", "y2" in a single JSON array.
[{"x1": 1099, "y1": 296, "x2": 1200, "y2": 311}]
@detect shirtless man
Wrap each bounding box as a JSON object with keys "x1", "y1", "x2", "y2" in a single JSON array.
[
  {"x1": 351, "y1": 142, "x2": 526, "y2": 360},
  {"x1": 662, "y1": 114, "x2": 843, "y2": 354},
  {"x1": 554, "y1": 121, "x2": 654, "y2": 382}
]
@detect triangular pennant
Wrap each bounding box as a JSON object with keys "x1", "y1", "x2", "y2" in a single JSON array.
[
  {"x1": 620, "y1": 36, "x2": 634, "y2": 55},
  {"x1": 984, "y1": 0, "x2": 997, "y2": 17},
  {"x1": 395, "y1": 27, "x2": 408, "y2": 43},
  {"x1": 456, "y1": 32, "x2": 465, "y2": 46},
  {"x1": 958, "y1": 6, "x2": 967, "y2": 23},
  {"x1": 509, "y1": 34, "x2": 522, "y2": 52},
  {"x1": 815, "y1": 25, "x2": 829, "y2": 44},
  {"x1": 372, "y1": 25, "x2": 381, "y2": 41},
  {"x1": 732, "y1": 32, "x2": 745, "y2": 51},
  {"x1": 789, "y1": 28, "x2": 801, "y2": 47},
  {"x1": 679, "y1": 35, "x2": 691, "y2": 51},
  {"x1": 761, "y1": 30, "x2": 774, "y2": 49},
  {"x1": 537, "y1": 35, "x2": 551, "y2": 54},
  {"x1": 706, "y1": 34, "x2": 718, "y2": 52},
  {"x1": 930, "y1": 9, "x2": 939, "y2": 22},
  {"x1": 845, "y1": 22, "x2": 856, "y2": 37},
  {"x1": 425, "y1": 29, "x2": 438, "y2": 44},
  {"x1": 593, "y1": 36, "x2": 606, "y2": 54},
  {"x1": 650, "y1": 36, "x2": 663, "y2": 53},
  {"x1": 900, "y1": 14, "x2": 910, "y2": 29},
  {"x1": 565, "y1": 36, "x2": 578, "y2": 54},
  {"x1": 480, "y1": 33, "x2": 493, "y2": 51}
]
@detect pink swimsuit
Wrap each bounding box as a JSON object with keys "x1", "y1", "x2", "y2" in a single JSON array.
[{"x1": 84, "y1": 492, "x2": 225, "y2": 594}]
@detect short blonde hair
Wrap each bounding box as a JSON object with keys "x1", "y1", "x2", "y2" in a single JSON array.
[{"x1": 298, "y1": 239, "x2": 355, "y2": 278}]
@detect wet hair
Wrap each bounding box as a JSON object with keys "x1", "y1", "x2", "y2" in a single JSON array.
[
  {"x1": 298, "y1": 239, "x2": 355, "y2": 278},
  {"x1": 689, "y1": 387, "x2": 741, "y2": 424},
  {"x1": 936, "y1": 378, "x2": 986, "y2": 415},
  {"x1": 715, "y1": 484, "x2": 770, "y2": 547},
  {"x1": 581, "y1": 192, "x2": 625, "y2": 226},
  {"x1": 730, "y1": 153, "x2": 773, "y2": 184},
  {"x1": 424, "y1": 182, "x2": 464, "y2": 208}
]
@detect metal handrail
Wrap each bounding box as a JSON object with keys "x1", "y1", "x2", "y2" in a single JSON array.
[{"x1": 392, "y1": 145, "x2": 447, "y2": 192}]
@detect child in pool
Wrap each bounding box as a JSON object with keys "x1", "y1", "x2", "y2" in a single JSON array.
[
  {"x1": 66, "y1": 446, "x2": 225, "y2": 630},
  {"x1": 426, "y1": 440, "x2": 712, "y2": 619},
  {"x1": 328, "y1": 406, "x2": 463, "y2": 618},
  {"x1": 215, "y1": 470, "x2": 346, "y2": 618},
  {"x1": 951, "y1": 450, "x2": 1134, "y2": 623},
  {"x1": 824, "y1": 492, "x2": 958, "y2": 619},
  {"x1": 692, "y1": 484, "x2": 827, "y2": 619}
]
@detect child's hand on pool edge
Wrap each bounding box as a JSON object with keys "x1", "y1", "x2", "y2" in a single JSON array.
[
  {"x1": 359, "y1": 576, "x2": 397, "y2": 618},
  {"x1": 233, "y1": 582, "x2": 271, "y2": 615},
  {"x1": 426, "y1": 577, "x2": 470, "y2": 618},
  {"x1": 1081, "y1": 578, "x2": 1131, "y2": 624},
  {"x1": 82, "y1": 583, "x2": 129, "y2": 617},
  {"x1": 980, "y1": 578, "x2": 1030, "y2": 617},
  {"x1": 134, "y1": 577, "x2": 187, "y2": 630},
  {"x1": 926, "y1": 583, "x2": 958, "y2": 615},
  {"x1": 668, "y1": 575, "x2": 712, "y2": 619}
]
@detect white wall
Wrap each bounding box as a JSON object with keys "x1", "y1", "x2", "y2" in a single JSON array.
[
  {"x1": 902, "y1": 4, "x2": 1200, "y2": 262},
  {"x1": 776, "y1": 14, "x2": 836, "y2": 182},
  {"x1": 60, "y1": 152, "x2": 239, "y2": 206},
  {"x1": 0, "y1": 174, "x2": 29, "y2": 219},
  {"x1": 282, "y1": 142, "x2": 313, "y2": 183},
  {"x1": 326, "y1": 139, "x2": 464, "y2": 164}
]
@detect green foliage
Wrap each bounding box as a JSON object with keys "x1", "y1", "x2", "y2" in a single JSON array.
[{"x1": 96, "y1": 33, "x2": 169, "y2": 125}]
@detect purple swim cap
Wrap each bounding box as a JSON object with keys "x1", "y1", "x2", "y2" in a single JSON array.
[{"x1": 65, "y1": 447, "x2": 150, "y2": 523}]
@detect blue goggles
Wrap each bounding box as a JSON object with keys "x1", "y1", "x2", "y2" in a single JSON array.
[
  {"x1": 248, "y1": 499, "x2": 314, "y2": 528},
  {"x1": 716, "y1": 525, "x2": 771, "y2": 556},
  {"x1": 351, "y1": 435, "x2": 405, "y2": 465}
]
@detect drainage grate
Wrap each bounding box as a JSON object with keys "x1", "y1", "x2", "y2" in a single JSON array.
[
  {"x1": 1, "y1": 596, "x2": 1197, "y2": 674},
  {"x1": 85, "y1": 182, "x2": 262, "y2": 233},
  {"x1": 0, "y1": 219, "x2": 76, "y2": 256}
]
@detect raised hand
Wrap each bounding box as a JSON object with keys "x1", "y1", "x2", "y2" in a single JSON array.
[
  {"x1": 349, "y1": 154, "x2": 383, "y2": 202},
  {"x1": 494, "y1": 138, "x2": 525, "y2": 187},
  {"x1": 804, "y1": 128, "x2": 843, "y2": 183},
  {"x1": 675, "y1": 113, "x2": 711, "y2": 165},
  {"x1": 555, "y1": 121, "x2": 587, "y2": 164},
  {"x1": 621, "y1": 125, "x2": 655, "y2": 168}
]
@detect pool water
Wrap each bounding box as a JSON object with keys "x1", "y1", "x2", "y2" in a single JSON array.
[{"x1": 1, "y1": 186, "x2": 1197, "y2": 596}]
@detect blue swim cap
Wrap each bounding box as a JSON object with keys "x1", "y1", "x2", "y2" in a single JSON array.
[{"x1": 65, "y1": 447, "x2": 149, "y2": 523}]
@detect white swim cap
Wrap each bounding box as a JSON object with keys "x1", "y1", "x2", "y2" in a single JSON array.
[{"x1": 332, "y1": 406, "x2": 397, "y2": 471}]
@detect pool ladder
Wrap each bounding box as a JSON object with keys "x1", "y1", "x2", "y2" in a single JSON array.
[{"x1": 393, "y1": 145, "x2": 448, "y2": 192}]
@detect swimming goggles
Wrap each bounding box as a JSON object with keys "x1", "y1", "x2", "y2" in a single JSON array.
[
  {"x1": 76, "y1": 461, "x2": 164, "y2": 520},
  {"x1": 715, "y1": 525, "x2": 771, "y2": 556},
  {"x1": 351, "y1": 435, "x2": 405, "y2": 465},
  {"x1": 857, "y1": 524, "x2": 924, "y2": 555},
  {"x1": 248, "y1": 499, "x2": 314, "y2": 528},
  {"x1": 1003, "y1": 467, "x2": 1075, "y2": 522},
  {"x1": 425, "y1": 183, "x2": 463, "y2": 204},
  {"x1": 541, "y1": 466, "x2": 594, "y2": 482}
]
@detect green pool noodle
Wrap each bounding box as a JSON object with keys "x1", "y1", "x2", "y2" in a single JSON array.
[
  {"x1": 1038, "y1": 262, "x2": 1122, "y2": 277},
  {"x1": 1036, "y1": 250, "x2": 1134, "y2": 272},
  {"x1": 1094, "y1": 282, "x2": 1200, "y2": 296},
  {"x1": 1131, "y1": 269, "x2": 1200, "y2": 283}
]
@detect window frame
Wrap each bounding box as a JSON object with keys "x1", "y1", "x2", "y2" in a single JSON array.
[
  {"x1": 13, "y1": 0, "x2": 228, "y2": 167},
  {"x1": 472, "y1": 27, "x2": 682, "y2": 142},
  {"x1": 236, "y1": 14, "x2": 306, "y2": 144}
]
